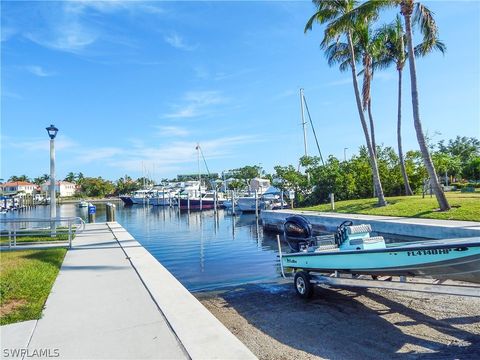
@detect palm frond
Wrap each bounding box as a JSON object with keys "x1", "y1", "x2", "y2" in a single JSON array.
[
  {"x1": 414, "y1": 39, "x2": 446, "y2": 57},
  {"x1": 339, "y1": 59, "x2": 352, "y2": 72},
  {"x1": 350, "y1": 0, "x2": 398, "y2": 21},
  {"x1": 413, "y1": 3, "x2": 439, "y2": 43}
]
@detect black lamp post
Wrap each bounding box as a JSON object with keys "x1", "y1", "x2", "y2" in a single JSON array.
[{"x1": 46, "y1": 125, "x2": 59, "y2": 223}]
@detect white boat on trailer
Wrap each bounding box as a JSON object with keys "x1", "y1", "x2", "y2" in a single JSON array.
[{"x1": 278, "y1": 216, "x2": 480, "y2": 298}]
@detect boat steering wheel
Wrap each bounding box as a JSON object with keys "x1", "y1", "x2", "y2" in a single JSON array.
[{"x1": 335, "y1": 220, "x2": 353, "y2": 245}]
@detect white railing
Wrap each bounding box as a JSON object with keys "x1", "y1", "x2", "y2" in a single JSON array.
[{"x1": 0, "y1": 217, "x2": 85, "y2": 249}]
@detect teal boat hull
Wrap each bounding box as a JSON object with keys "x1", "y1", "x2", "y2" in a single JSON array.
[{"x1": 281, "y1": 237, "x2": 480, "y2": 284}]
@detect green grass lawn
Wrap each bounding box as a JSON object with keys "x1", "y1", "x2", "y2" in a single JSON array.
[
  {"x1": 0, "y1": 249, "x2": 67, "y2": 325},
  {"x1": 300, "y1": 192, "x2": 480, "y2": 222}
]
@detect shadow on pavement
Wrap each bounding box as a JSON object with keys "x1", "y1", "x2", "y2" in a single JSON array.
[{"x1": 209, "y1": 282, "x2": 479, "y2": 359}]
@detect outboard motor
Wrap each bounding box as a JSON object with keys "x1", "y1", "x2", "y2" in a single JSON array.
[
  {"x1": 284, "y1": 215, "x2": 312, "y2": 239},
  {"x1": 283, "y1": 215, "x2": 313, "y2": 252}
]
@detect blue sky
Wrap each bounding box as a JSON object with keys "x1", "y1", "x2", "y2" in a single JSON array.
[{"x1": 2, "y1": 0, "x2": 479, "y2": 182}]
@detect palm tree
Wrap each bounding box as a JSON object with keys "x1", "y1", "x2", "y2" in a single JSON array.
[
  {"x1": 351, "y1": 0, "x2": 450, "y2": 210},
  {"x1": 8, "y1": 175, "x2": 30, "y2": 182},
  {"x1": 378, "y1": 16, "x2": 445, "y2": 196},
  {"x1": 306, "y1": 0, "x2": 387, "y2": 206},
  {"x1": 64, "y1": 172, "x2": 76, "y2": 183},
  {"x1": 325, "y1": 22, "x2": 383, "y2": 156},
  {"x1": 402, "y1": 0, "x2": 450, "y2": 210},
  {"x1": 33, "y1": 174, "x2": 50, "y2": 185}
]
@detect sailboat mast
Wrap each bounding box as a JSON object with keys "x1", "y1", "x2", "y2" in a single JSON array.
[
  {"x1": 196, "y1": 144, "x2": 201, "y2": 191},
  {"x1": 300, "y1": 88, "x2": 308, "y2": 158}
]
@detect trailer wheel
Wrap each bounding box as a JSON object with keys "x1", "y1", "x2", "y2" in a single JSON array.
[{"x1": 294, "y1": 271, "x2": 314, "y2": 299}]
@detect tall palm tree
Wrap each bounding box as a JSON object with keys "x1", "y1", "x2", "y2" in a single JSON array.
[
  {"x1": 306, "y1": 0, "x2": 387, "y2": 206},
  {"x1": 350, "y1": 0, "x2": 450, "y2": 209},
  {"x1": 325, "y1": 23, "x2": 384, "y2": 199},
  {"x1": 378, "y1": 16, "x2": 445, "y2": 196},
  {"x1": 401, "y1": 0, "x2": 450, "y2": 210},
  {"x1": 356, "y1": 21, "x2": 386, "y2": 156}
]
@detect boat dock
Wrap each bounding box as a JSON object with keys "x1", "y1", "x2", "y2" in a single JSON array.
[
  {"x1": 261, "y1": 209, "x2": 480, "y2": 239},
  {"x1": 1, "y1": 223, "x2": 256, "y2": 360}
]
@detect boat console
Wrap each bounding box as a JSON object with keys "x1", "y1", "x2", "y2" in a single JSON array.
[
  {"x1": 336, "y1": 224, "x2": 386, "y2": 251},
  {"x1": 283, "y1": 216, "x2": 386, "y2": 252}
]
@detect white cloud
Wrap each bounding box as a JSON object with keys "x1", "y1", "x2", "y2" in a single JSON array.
[
  {"x1": 4, "y1": 1, "x2": 164, "y2": 55},
  {"x1": 24, "y1": 65, "x2": 56, "y2": 77},
  {"x1": 164, "y1": 32, "x2": 198, "y2": 51},
  {"x1": 272, "y1": 89, "x2": 296, "y2": 101},
  {"x1": 66, "y1": 1, "x2": 164, "y2": 15},
  {"x1": 2, "y1": 131, "x2": 263, "y2": 179},
  {"x1": 155, "y1": 126, "x2": 189, "y2": 137},
  {"x1": 162, "y1": 90, "x2": 227, "y2": 119},
  {"x1": 75, "y1": 147, "x2": 125, "y2": 163},
  {"x1": 6, "y1": 136, "x2": 78, "y2": 152},
  {"x1": 24, "y1": 15, "x2": 98, "y2": 54},
  {"x1": 1, "y1": 91, "x2": 22, "y2": 99},
  {"x1": 106, "y1": 135, "x2": 262, "y2": 173}
]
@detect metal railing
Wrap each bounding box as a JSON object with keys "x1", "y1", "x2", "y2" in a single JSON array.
[{"x1": 0, "y1": 217, "x2": 85, "y2": 249}]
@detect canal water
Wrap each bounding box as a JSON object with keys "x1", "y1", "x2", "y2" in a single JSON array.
[{"x1": 6, "y1": 202, "x2": 282, "y2": 291}]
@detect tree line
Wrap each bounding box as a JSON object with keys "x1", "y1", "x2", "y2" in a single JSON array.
[
  {"x1": 6, "y1": 135, "x2": 478, "y2": 201},
  {"x1": 273, "y1": 136, "x2": 479, "y2": 206}
]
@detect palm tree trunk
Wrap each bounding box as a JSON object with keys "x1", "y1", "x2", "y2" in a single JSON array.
[
  {"x1": 403, "y1": 13, "x2": 450, "y2": 210},
  {"x1": 397, "y1": 69, "x2": 413, "y2": 195},
  {"x1": 367, "y1": 99, "x2": 376, "y2": 155},
  {"x1": 347, "y1": 32, "x2": 387, "y2": 206},
  {"x1": 367, "y1": 99, "x2": 377, "y2": 197}
]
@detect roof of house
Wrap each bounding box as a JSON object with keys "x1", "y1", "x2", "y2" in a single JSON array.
[{"x1": 0, "y1": 181, "x2": 35, "y2": 187}]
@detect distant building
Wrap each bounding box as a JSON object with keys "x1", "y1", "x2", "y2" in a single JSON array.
[
  {"x1": 0, "y1": 181, "x2": 36, "y2": 195},
  {"x1": 41, "y1": 181, "x2": 77, "y2": 197}
]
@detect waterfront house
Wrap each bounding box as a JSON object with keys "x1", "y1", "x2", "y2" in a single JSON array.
[
  {"x1": 0, "y1": 181, "x2": 36, "y2": 196},
  {"x1": 41, "y1": 181, "x2": 77, "y2": 197}
]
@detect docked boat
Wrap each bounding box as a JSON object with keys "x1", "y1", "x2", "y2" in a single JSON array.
[
  {"x1": 178, "y1": 191, "x2": 224, "y2": 211},
  {"x1": 119, "y1": 189, "x2": 172, "y2": 206},
  {"x1": 236, "y1": 196, "x2": 266, "y2": 212},
  {"x1": 236, "y1": 178, "x2": 271, "y2": 213},
  {"x1": 281, "y1": 217, "x2": 480, "y2": 284},
  {"x1": 149, "y1": 189, "x2": 178, "y2": 206}
]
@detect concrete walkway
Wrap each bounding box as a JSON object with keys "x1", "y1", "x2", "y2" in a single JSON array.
[{"x1": 1, "y1": 223, "x2": 255, "y2": 360}]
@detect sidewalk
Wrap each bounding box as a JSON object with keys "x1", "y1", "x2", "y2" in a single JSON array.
[{"x1": 1, "y1": 223, "x2": 255, "y2": 360}]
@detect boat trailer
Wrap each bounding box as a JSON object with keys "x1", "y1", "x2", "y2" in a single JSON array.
[{"x1": 276, "y1": 235, "x2": 480, "y2": 299}]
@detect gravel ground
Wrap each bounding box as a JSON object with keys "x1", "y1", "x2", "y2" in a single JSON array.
[{"x1": 195, "y1": 280, "x2": 480, "y2": 360}]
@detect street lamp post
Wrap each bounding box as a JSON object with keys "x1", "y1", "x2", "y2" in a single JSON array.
[{"x1": 46, "y1": 125, "x2": 58, "y2": 229}]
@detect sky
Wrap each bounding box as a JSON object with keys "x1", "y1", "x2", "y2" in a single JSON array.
[{"x1": 1, "y1": 0, "x2": 479, "y2": 182}]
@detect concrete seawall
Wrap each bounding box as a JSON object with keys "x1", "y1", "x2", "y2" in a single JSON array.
[{"x1": 261, "y1": 210, "x2": 480, "y2": 239}]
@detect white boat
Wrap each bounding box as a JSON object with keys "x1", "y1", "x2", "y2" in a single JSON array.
[
  {"x1": 119, "y1": 189, "x2": 154, "y2": 205},
  {"x1": 281, "y1": 217, "x2": 480, "y2": 286},
  {"x1": 236, "y1": 178, "x2": 271, "y2": 213},
  {"x1": 236, "y1": 196, "x2": 267, "y2": 212},
  {"x1": 149, "y1": 189, "x2": 178, "y2": 206}
]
